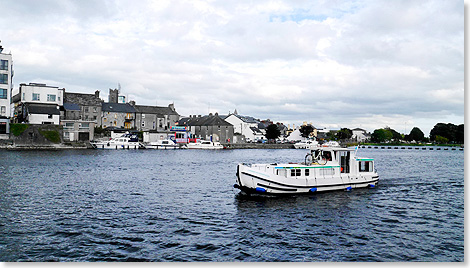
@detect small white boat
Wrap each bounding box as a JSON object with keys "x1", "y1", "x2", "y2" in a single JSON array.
[
  {"x1": 90, "y1": 134, "x2": 143, "y2": 149},
  {"x1": 145, "y1": 139, "x2": 187, "y2": 150},
  {"x1": 235, "y1": 146, "x2": 379, "y2": 195},
  {"x1": 321, "y1": 141, "x2": 341, "y2": 147},
  {"x1": 294, "y1": 139, "x2": 318, "y2": 149},
  {"x1": 187, "y1": 140, "x2": 224, "y2": 149}
]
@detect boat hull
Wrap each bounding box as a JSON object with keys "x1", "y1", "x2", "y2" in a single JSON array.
[
  {"x1": 91, "y1": 142, "x2": 142, "y2": 149},
  {"x1": 235, "y1": 163, "x2": 379, "y2": 195},
  {"x1": 145, "y1": 145, "x2": 178, "y2": 149}
]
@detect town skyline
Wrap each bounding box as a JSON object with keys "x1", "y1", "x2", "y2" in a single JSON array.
[{"x1": 0, "y1": 0, "x2": 464, "y2": 136}]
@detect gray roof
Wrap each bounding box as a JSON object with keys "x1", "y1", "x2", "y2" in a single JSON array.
[
  {"x1": 65, "y1": 92, "x2": 102, "y2": 106},
  {"x1": 250, "y1": 127, "x2": 263, "y2": 134},
  {"x1": 134, "y1": 105, "x2": 179, "y2": 116},
  {"x1": 63, "y1": 102, "x2": 80, "y2": 111},
  {"x1": 224, "y1": 114, "x2": 259, "y2": 123},
  {"x1": 178, "y1": 114, "x2": 232, "y2": 127},
  {"x1": 25, "y1": 103, "x2": 60, "y2": 115},
  {"x1": 102, "y1": 103, "x2": 137, "y2": 113}
]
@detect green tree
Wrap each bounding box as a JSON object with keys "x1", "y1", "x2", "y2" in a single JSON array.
[
  {"x1": 371, "y1": 128, "x2": 393, "y2": 143},
  {"x1": 456, "y1": 124, "x2": 464, "y2": 144},
  {"x1": 265, "y1": 124, "x2": 281, "y2": 141},
  {"x1": 430, "y1": 123, "x2": 457, "y2": 142},
  {"x1": 326, "y1": 130, "x2": 337, "y2": 141},
  {"x1": 299, "y1": 124, "x2": 314, "y2": 138},
  {"x1": 336, "y1": 128, "x2": 352, "y2": 140},
  {"x1": 435, "y1": 135, "x2": 449, "y2": 144},
  {"x1": 406, "y1": 127, "x2": 425, "y2": 142}
]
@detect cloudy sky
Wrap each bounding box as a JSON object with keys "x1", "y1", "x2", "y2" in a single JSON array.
[{"x1": 0, "y1": 0, "x2": 464, "y2": 135}]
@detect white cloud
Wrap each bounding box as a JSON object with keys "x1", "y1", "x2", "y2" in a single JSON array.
[{"x1": 0, "y1": 0, "x2": 464, "y2": 135}]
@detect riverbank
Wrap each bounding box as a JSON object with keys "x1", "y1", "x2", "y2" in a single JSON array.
[
  {"x1": 222, "y1": 143, "x2": 294, "y2": 149},
  {"x1": 0, "y1": 141, "x2": 295, "y2": 150}
]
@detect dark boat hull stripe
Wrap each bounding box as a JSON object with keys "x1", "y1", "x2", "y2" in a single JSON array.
[{"x1": 241, "y1": 171, "x2": 379, "y2": 189}]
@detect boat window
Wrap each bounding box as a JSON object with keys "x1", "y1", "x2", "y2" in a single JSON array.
[
  {"x1": 323, "y1": 151, "x2": 332, "y2": 161},
  {"x1": 318, "y1": 168, "x2": 334, "y2": 176},
  {"x1": 305, "y1": 169, "x2": 310, "y2": 176},
  {"x1": 290, "y1": 169, "x2": 301, "y2": 177},
  {"x1": 162, "y1": 141, "x2": 169, "y2": 144},
  {"x1": 359, "y1": 161, "x2": 373, "y2": 172}
]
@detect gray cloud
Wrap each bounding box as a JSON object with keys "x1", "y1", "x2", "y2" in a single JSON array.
[{"x1": 0, "y1": 0, "x2": 464, "y2": 135}]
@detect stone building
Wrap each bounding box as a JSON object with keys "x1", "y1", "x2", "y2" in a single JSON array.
[
  {"x1": 63, "y1": 90, "x2": 103, "y2": 125},
  {"x1": 133, "y1": 103, "x2": 180, "y2": 132},
  {"x1": 101, "y1": 103, "x2": 137, "y2": 129},
  {"x1": 178, "y1": 113, "x2": 234, "y2": 142}
]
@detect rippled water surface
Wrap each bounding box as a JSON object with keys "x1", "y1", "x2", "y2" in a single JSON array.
[{"x1": 0, "y1": 148, "x2": 464, "y2": 262}]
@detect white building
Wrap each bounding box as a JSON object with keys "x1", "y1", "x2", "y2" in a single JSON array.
[
  {"x1": 12, "y1": 83, "x2": 64, "y2": 125},
  {"x1": 0, "y1": 43, "x2": 13, "y2": 137},
  {"x1": 352, "y1": 128, "x2": 368, "y2": 142},
  {"x1": 224, "y1": 112, "x2": 260, "y2": 142}
]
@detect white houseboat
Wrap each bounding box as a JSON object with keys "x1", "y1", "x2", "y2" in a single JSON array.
[
  {"x1": 144, "y1": 139, "x2": 187, "y2": 150},
  {"x1": 187, "y1": 140, "x2": 224, "y2": 149},
  {"x1": 294, "y1": 139, "x2": 318, "y2": 149},
  {"x1": 234, "y1": 146, "x2": 379, "y2": 195},
  {"x1": 90, "y1": 134, "x2": 143, "y2": 149}
]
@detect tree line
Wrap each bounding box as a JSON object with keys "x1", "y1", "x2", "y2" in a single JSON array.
[
  {"x1": 264, "y1": 122, "x2": 464, "y2": 144},
  {"x1": 371, "y1": 122, "x2": 464, "y2": 144}
]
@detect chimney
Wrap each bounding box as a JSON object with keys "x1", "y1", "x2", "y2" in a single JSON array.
[
  {"x1": 129, "y1": 100, "x2": 136, "y2": 106},
  {"x1": 168, "y1": 103, "x2": 175, "y2": 111},
  {"x1": 95, "y1": 90, "x2": 100, "y2": 98}
]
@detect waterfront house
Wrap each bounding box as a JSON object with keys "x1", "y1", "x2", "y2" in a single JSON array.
[
  {"x1": 0, "y1": 43, "x2": 13, "y2": 138},
  {"x1": 352, "y1": 128, "x2": 369, "y2": 142},
  {"x1": 63, "y1": 90, "x2": 103, "y2": 125},
  {"x1": 132, "y1": 103, "x2": 180, "y2": 132},
  {"x1": 12, "y1": 83, "x2": 64, "y2": 125},
  {"x1": 223, "y1": 112, "x2": 261, "y2": 142},
  {"x1": 177, "y1": 113, "x2": 234, "y2": 143},
  {"x1": 101, "y1": 102, "x2": 137, "y2": 129},
  {"x1": 61, "y1": 120, "x2": 95, "y2": 142}
]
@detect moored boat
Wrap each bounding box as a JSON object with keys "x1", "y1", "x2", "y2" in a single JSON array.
[
  {"x1": 187, "y1": 140, "x2": 224, "y2": 149},
  {"x1": 144, "y1": 139, "x2": 187, "y2": 150},
  {"x1": 234, "y1": 146, "x2": 379, "y2": 195},
  {"x1": 90, "y1": 133, "x2": 143, "y2": 149},
  {"x1": 294, "y1": 139, "x2": 318, "y2": 149}
]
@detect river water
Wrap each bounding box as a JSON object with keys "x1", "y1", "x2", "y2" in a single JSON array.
[{"x1": 0, "y1": 147, "x2": 464, "y2": 262}]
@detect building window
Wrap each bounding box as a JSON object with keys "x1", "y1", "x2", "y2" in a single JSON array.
[
  {"x1": 32, "y1": 93, "x2": 40, "y2": 101},
  {"x1": 79, "y1": 123, "x2": 89, "y2": 130},
  {"x1": 84, "y1": 107, "x2": 89, "y2": 113},
  {"x1": 48, "y1": 114, "x2": 53, "y2": 119},
  {"x1": 305, "y1": 169, "x2": 310, "y2": 176},
  {"x1": 0, "y1": 88, "x2": 6, "y2": 99},
  {"x1": 64, "y1": 122, "x2": 74, "y2": 129},
  {"x1": 0, "y1": 106, "x2": 5, "y2": 115},
  {"x1": 0, "y1": 74, "x2": 7, "y2": 84},
  {"x1": 0, "y1": 60, "x2": 8, "y2": 71},
  {"x1": 47, "y1": 94, "x2": 56, "y2": 102}
]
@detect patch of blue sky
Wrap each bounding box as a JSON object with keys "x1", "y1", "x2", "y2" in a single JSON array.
[
  {"x1": 269, "y1": 2, "x2": 363, "y2": 23},
  {"x1": 269, "y1": 13, "x2": 328, "y2": 23}
]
